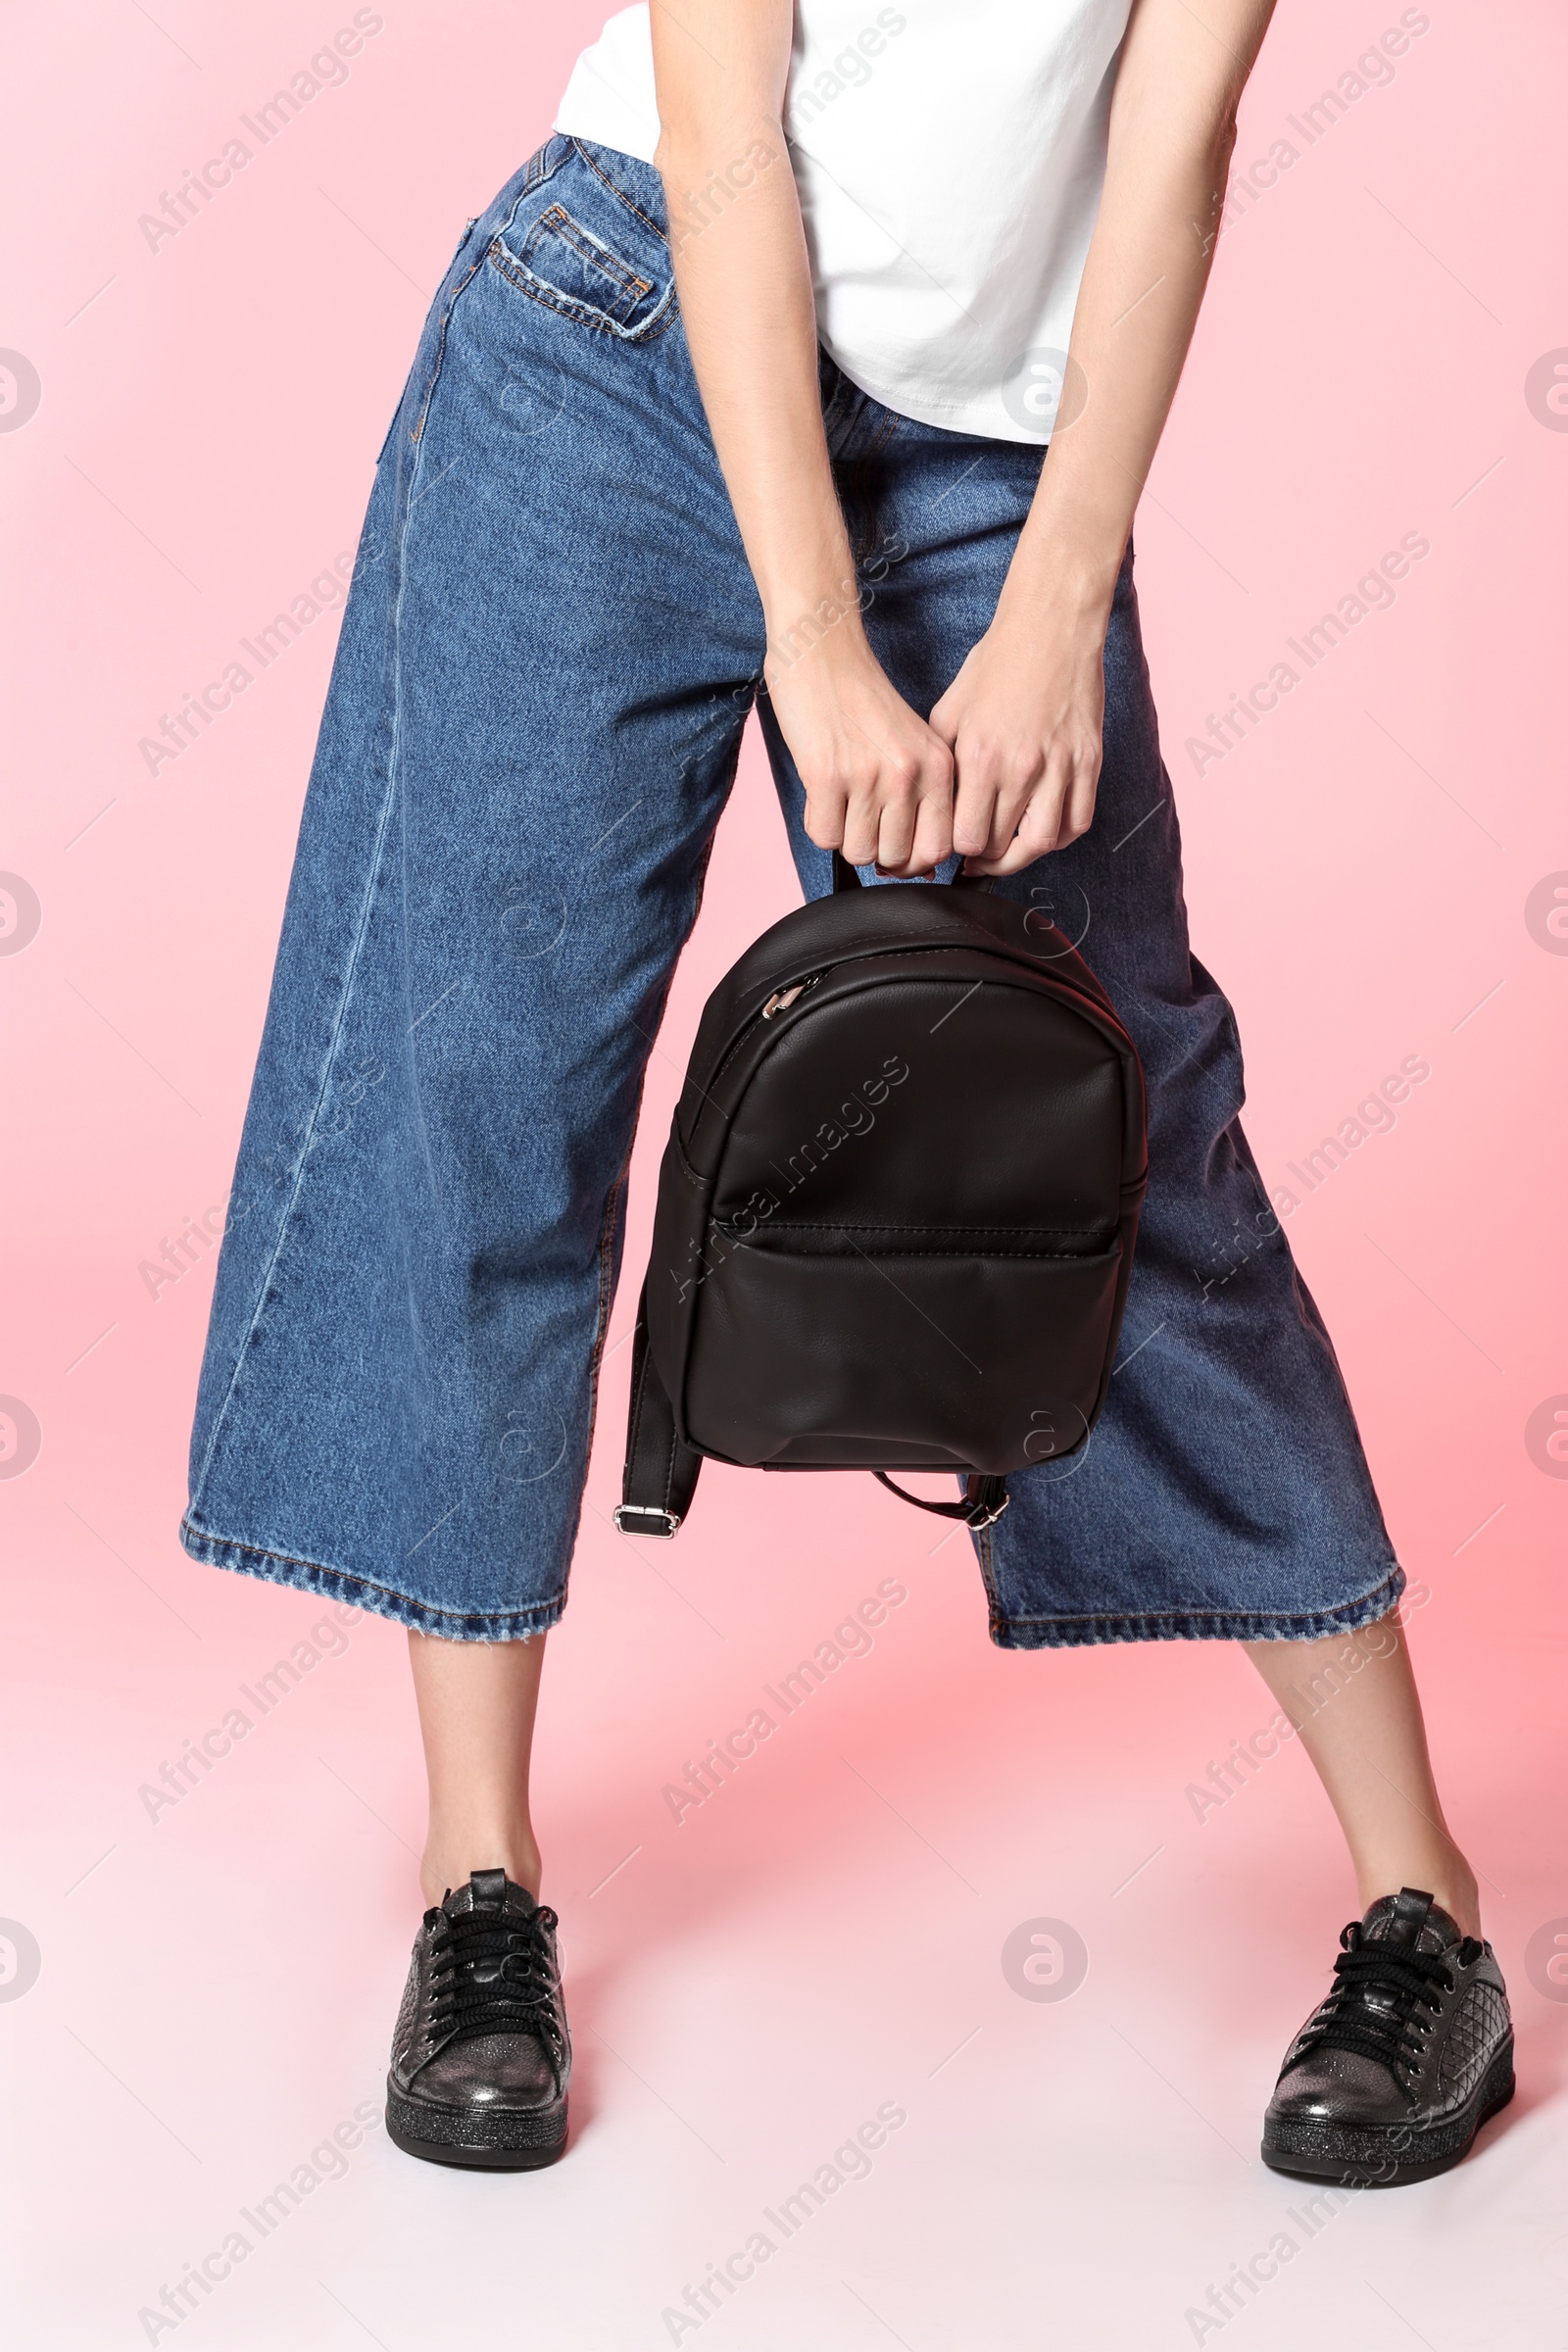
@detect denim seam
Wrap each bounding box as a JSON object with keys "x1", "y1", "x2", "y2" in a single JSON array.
[
  {"x1": 372, "y1": 219, "x2": 483, "y2": 466},
  {"x1": 188, "y1": 295, "x2": 459, "y2": 1513},
  {"x1": 971, "y1": 1513, "x2": 1003, "y2": 1616},
  {"x1": 179, "y1": 1516, "x2": 564, "y2": 1639},
  {"x1": 988, "y1": 1561, "x2": 1405, "y2": 1649},
  {"x1": 525, "y1": 202, "x2": 653, "y2": 322},
  {"x1": 410, "y1": 240, "x2": 490, "y2": 445},
  {"x1": 568, "y1": 136, "x2": 671, "y2": 247},
  {"x1": 186, "y1": 835, "x2": 403, "y2": 1513},
  {"x1": 866, "y1": 407, "x2": 902, "y2": 460},
  {"x1": 523, "y1": 134, "x2": 569, "y2": 196},
  {"x1": 534, "y1": 203, "x2": 652, "y2": 298},
  {"x1": 486, "y1": 242, "x2": 678, "y2": 344}
]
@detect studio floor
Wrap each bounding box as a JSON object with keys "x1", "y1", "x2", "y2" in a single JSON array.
[{"x1": 5, "y1": 1408, "x2": 1564, "y2": 2350}]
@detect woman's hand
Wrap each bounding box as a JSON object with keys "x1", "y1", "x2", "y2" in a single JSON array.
[
  {"x1": 764, "y1": 620, "x2": 955, "y2": 877},
  {"x1": 653, "y1": 0, "x2": 1274, "y2": 887},
  {"x1": 930, "y1": 586, "x2": 1109, "y2": 875}
]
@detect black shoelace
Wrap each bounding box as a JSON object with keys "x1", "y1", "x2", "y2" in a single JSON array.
[
  {"x1": 1296, "y1": 1923, "x2": 1456, "y2": 2078},
  {"x1": 429, "y1": 1903, "x2": 564, "y2": 2053}
]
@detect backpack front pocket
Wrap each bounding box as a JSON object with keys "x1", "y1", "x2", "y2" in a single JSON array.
[{"x1": 682, "y1": 1231, "x2": 1124, "y2": 1473}]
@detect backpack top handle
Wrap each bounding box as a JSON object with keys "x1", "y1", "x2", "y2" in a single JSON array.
[{"x1": 830, "y1": 849, "x2": 996, "y2": 896}]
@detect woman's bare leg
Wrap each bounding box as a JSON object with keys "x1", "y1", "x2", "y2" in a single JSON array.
[
  {"x1": 1243, "y1": 1611, "x2": 1481, "y2": 1937},
  {"x1": 408, "y1": 1632, "x2": 547, "y2": 1907}
]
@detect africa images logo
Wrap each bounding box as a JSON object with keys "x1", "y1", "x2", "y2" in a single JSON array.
[
  {"x1": 1524, "y1": 1397, "x2": 1568, "y2": 1480},
  {"x1": 0, "y1": 1397, "x2": 43, "y2": 1480},
  {"x1": 0, "y1": 874, "x2": 43, "y2": 955},
  {"x1": 0, "y1": 1921, "x2": 42, "y2": 2001},
  {"x1": 0, "y1": 351, "x2": 42, "y2": 432},
  {"x1": 1001, "y1": 1917, "x2": 1089, "y2": 2001},
  {"x1": 1524, "y1": 349, "x2": 1568, "y2": 431},
  {"x1": 1002, "y1": 349, "x2": 1089, "y2": 439},
  {"x1": 1525, "y1": 872, "x2": 1568, "y2": 955}
]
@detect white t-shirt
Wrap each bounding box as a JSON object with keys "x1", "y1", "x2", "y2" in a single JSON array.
[{"x1": 554, "y1": 1, "x2": 1133, "y2": 444}]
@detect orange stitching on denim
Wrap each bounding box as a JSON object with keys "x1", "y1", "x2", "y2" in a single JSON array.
[
  {"x1": 569, "y1": 136, "x2": 670, "y2": 247},
  {"x1": 180, "y1": 1517, "x2": 564, "y2": 1632},
  {"x1": 997, "y1": 1572, "x2": 1405, "y2": 1635},
  {"x1": 487, "y1": 241, "x2": 677, "y2": 344},
  {"x1": 532, "y1": 202, "x2": 652, "y2": 304},
  {"x1": 523, "y1": 135, "x2": 568, "y2": 196},
  {"x1": 410, "y1": 242, "x2": 489, "y2": 443},
  {"x1": 866, "y1": 407, "x2": 901, "y2": 461}
]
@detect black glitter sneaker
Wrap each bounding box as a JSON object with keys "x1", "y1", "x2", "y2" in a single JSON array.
[
  {"x1": 386, "y1": 1869, "x2": 569, "y2": 2170},
  {"x1": 1261, "y1": 1886, "x2": 1513, "y2": 2186}
]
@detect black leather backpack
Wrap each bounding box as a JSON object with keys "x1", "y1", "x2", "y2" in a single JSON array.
[{"x1": 615, "y1": 858, "x2": 1147, "y2": 1537}]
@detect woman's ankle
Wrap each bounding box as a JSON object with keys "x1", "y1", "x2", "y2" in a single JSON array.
[
  {"x1": 1356, "y1": 1843, "x2": 1481, "y2": 1943},
  {"x1": 419, "y1": 1829, "x2": 542, "y2": 1910}
]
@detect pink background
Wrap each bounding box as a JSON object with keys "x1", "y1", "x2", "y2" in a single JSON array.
[{"x1": 3, "y1": 2, "x2": 1565, "y2": 2343}]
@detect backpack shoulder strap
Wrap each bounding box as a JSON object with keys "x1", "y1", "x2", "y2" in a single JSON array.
[{"x1": 613, "y1": 1288, "x2": 703, "y2": 1538}]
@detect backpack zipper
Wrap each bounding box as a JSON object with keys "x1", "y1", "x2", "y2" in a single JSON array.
[
  {"x1": 690, "y1": 970, "x2": 827, "y2": 1151},
  {"x1": 760, "y1": 972, "x2": 823, "y2": 1019}
]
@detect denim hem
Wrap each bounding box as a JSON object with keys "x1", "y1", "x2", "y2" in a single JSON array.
[
  {"x1": 178, "y1": 1517, "x2": 564, "y2": 1642},
  {"x1": 987, "y1": 1562, "x2": 1406, "y2": 1651}
]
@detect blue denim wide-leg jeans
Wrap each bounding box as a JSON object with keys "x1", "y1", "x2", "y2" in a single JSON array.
[{"x1": 180, "y1": 135, "x2": 1404, "y2": 1647}]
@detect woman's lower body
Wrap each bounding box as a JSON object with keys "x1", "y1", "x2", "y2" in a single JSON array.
[
  {"x1": 178, "y1": 135, "x2": 1510, "y2": 2179},
  {"x1": 182, "y1": 131, "x2": 1397, "y2": 1648}
]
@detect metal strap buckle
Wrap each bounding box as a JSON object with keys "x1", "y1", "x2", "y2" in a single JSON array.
[
  {"x1": 964, "y1": 1493, "x2": 1010, "y2": 1533},
  {"x1": 612, "y1": 1504, "x2": 682, "y2": 1539}
]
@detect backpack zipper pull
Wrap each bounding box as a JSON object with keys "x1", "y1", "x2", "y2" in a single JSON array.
[{"x1": 761, "y1": 973, "x2": 822, "y2": 1019}]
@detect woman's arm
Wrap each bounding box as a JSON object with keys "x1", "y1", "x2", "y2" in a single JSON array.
[
  {"x1": 651, "y1": 0, "x2": 955, "y2": 877},
  {"x1": 650, "y1": 0, "x2": 1276, "y2": 878},
  {"x1": 936, "y1": 0, "x2": 1277, "y2": 872}
]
